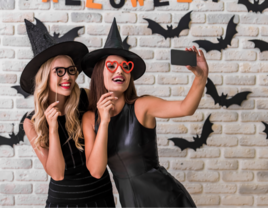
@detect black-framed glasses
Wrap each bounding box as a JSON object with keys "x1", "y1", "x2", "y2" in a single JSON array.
[{"x1": 54, "y1": 66, "x2": 78, "y2": 77}]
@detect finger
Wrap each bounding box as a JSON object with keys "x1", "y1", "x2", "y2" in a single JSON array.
[
  {"x1": 47, "y1": 109, "x2": 57, "y2": 118},
  {"x1": 52, "y1": 111, "x2": 59, "y2": 119},
  {"x1": 98, "y1": 92, "x2": 113, "y2": 103},
  {"x1": 103, "y1": 100, "x2": 113, "y2": 107},
  {"x1": 46, "y1": 101, "x2": 59, "y2": 112},
  {"x1": 199, "y1": 49, "x2": 205, "y2": 57},
  {"x1": 107, "y1": 104, "x2": 115, "y2": 111},
  {"x1": 100, "y1": 96, "x2": 118, "y2": 106},
  {"x1": 192, "y1": 46, "x2": 199, "y2": 54}
]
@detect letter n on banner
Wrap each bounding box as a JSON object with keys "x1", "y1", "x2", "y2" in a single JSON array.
[
  {"x1": 86, "y1": 0, "x2": 102, "y2": 9},
  {"x1": 131, "y1": 0, "x2": 144, "y2": 7}
]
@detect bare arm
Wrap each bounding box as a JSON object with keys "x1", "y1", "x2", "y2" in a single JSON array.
[
  {"x1": 23, "y1": 102, "x2": 66, "y2": 181},
  {"x1": 137, "y1": 46, "x2": 208, "y2": 120},
  {"x1": 82, "y1": 92, "x2": 117, "y2": 179},
  {"x1": 82, "y1": 111, "x2": 109, "y2": 179}
]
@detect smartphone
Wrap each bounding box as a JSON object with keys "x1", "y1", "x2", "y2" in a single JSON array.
[{"x1": 171, "y1": 49, "x2": 197, "y2": 66}]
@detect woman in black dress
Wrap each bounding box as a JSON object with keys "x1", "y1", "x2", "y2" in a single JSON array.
[
  {"x1": 81, "y1": 18, "x2": 207, "y2": 207},
  {"x1": 22, "y1": 18, "x2": 115, "y2": 208}
]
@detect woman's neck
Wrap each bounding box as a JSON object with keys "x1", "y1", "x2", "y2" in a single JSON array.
[
  {"x1": 48, "y1": 91, "x2": 67, "y2": 115},
  {"x1": 110, "y1": 92, "x2": 125, "y2": 117}
]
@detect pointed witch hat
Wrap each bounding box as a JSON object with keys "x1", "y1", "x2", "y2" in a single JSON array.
[
  {"x1": 20, "y1": 18, "x2": 88, "y2": 94},
  {"x1": 82, "y1": 18, "x2": 146, "y2": 80}
]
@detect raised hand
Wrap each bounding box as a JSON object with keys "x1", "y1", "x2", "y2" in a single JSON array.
[
  {"x1": 44, "y1": 101, "x2": 61, "y2": 131},
  {"x1": 185, "y1": 46, "x2": 208, "y2": 79},
  {"x1": 97, "y1": 92, "x2": 118, "y2": 123}
]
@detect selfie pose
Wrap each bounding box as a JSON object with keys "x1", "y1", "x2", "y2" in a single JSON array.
[
  {"x1": 22, "y1": 18, "x2": 115, "y2": 208},
  {"x1": 82, "y1": 19, "x2": 207, "y2": 207}
]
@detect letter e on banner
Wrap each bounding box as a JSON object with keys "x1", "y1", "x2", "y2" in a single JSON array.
[
  {"x1": 86, "y1": 0, "x2": 102, "y2": 9},
  {"x1": 131, "y1": 0, "x2": 144, "y2": 7}
]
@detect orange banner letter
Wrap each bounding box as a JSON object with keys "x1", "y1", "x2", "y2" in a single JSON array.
[
  {"x1": 42, "y1": 0, "x2": 58, "y2": 2},
  {"x1": 177, "y1": 0, "x2": 192, "y2": 2},
  {"x1": 86, "y1": 0, "x2": 102, "y2": 9},
  {"x1": 131, "y1": 0, "x2": 144, "y2": 7}
]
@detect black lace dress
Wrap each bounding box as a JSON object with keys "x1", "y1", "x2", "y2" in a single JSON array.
[{"x1": 26, "y1": 88, "x2": 115, "y2": 208}]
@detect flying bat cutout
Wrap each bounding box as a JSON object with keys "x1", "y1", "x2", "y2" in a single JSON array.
[
  {"x1": 143, "y1": 11, "x2": 192, "y2": 39},
  {"x1": 169, "y1": 114, "x2": 213, "y2": 151},
  {"x1": 238, "y1": 0, "x2": 268, "y2": 13},
  {"x1": 248, "y1": 39, "x2": 268, "y2": 52},
  {"x1": 11, "y1": 85, "x2": 31, "y2": 98},
  {"x1": 123, "y1": 36, "x2": 131, "y2": 50},
  {"x1": 206, "y1": 77, "x2": 251, "y2": 108},
  {"x1": 193, "y1": 15, "x2": 238, "y2": 52},
  {"x1": 52, "y1": 26, "x2": 83, "y2": 43},
  {"x1": 0, "y1": 112, "x2": 28, "y2": 147},
  {"x1": 262, "y1": 121, "x2": 268, "y2": 139}
]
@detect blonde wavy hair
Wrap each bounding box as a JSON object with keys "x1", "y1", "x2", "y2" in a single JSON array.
[{"x1": 30, "y1": 55, "x2": 84, "y2": 151}]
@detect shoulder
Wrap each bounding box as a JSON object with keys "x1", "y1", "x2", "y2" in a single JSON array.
[
  {"x1": 82, "y1": 111, "x2": 95, "y2": 125},
  {"x1": 135, "y1": 95, "x2": 155, "y2": 108}
]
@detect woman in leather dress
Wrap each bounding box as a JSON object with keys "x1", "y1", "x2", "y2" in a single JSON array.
[{"x1": 81, "y1": 19, "x2": 207, "y2": 207}]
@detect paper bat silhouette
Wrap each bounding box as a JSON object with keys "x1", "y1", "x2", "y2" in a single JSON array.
[
  {"x1": 193, "y1": 15, "x2": 238, "y2": 52},
  {"x1": 0, "y1": 112, "x2": 27, "y2": 147},
  {"x1": 238, "y1": 0, "x2": 268, "y2": 13},
  {"x1": 169, "y1": 114, "x2": 213, "y2": 151},
  {"x1": 206, "y1": 77, "x2": 251, "y2": 108},
  {"x1": 123, "y1": 36, "x2": 131, "y2": 50},
  {"x1": 11, "y1": 85, "x2": 31, "y2": 98},
  {"x1": 143, "y1": 11, "x2": 192, "y2": 39},
  {"x1": 52, "y1": 26, "x2": 83, "y2": 43},
  {"x1": 248, "y1": 39, "x2": 268, "y2": 52},
  {"x1": 262, "y1": 121, "x2": 268, "y2": 139}
]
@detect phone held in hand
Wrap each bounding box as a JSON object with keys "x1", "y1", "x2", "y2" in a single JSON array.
[{"x1": 171, "y1": 49, "x2": 197, "y2": 66}]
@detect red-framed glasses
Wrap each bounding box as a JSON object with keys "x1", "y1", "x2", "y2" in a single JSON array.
[{"x1": 105, "y1": 61, "x2": 134, "y2": 73}]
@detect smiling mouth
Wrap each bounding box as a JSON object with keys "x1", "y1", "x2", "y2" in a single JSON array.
[{"x1": 112, "y1": 78, "x2": 125, "y2": 83}]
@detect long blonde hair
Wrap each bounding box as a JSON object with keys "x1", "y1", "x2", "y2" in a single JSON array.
[{"x1": 31, "y1": 55, "x2": 84, "y2": 151}]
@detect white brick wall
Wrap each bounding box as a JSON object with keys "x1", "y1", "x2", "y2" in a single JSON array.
[{"x1": 0, "y1": 0, "x2": 268, "y2": 207}]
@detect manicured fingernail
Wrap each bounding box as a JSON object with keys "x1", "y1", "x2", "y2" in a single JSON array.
[
  {"x1": 115, "y1": 97, "x2": 118, "y2": 99},
  {"x1": 57, "y1": 101, "x2": 59, "y2": 102}
]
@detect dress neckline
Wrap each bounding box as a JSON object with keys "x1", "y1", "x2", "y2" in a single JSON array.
[{"x1": 111, "y1": 103, "x2": 126, "y2": 119}]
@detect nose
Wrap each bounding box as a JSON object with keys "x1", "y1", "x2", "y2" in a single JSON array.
[
  {"x1": 63, "y1": 70, "x2": 70, "y2": 80},
  {"x1": 116, "y1": 64, "x2": 124, "y2": 74}
]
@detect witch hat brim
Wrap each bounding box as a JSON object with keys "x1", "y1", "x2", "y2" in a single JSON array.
[
  {"x1": 21, "y1": 42, "x2": 88, "y2": 95},
  {"x1": 20, "y1": 18, "x2": 89, "y2": 95},
  {"x1": 82, "y1": 18, "x2": 146, "y2": 80}
]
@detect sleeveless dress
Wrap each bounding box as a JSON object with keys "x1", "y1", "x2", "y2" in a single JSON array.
[
  {"x1": 26, "y1": 88, "x2": 115, "y2": 208},
  {"x1": 94, "y1": 101, "x2": 196, "y2": 208}
]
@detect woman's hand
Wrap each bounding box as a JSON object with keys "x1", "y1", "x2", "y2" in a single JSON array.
[
  {"x1": 185, "y1": 46, "x2": 208, "y2": 79},
  {"x1": 97, "y1": 92, "x2": 118, "y2": 123},
  {"x1": 44, "y1": 101, "x2": 61, "y2": 131}
]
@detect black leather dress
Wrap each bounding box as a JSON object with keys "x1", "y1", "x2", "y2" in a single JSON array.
[{"x1": 94, "y1": 101, "x2": 196, "y2": 208}]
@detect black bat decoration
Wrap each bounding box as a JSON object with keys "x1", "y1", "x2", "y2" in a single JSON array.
[
  {"x1": 53, "y1": 26, "x2": 83, "y2": 43},
  {"x1": 143, "y1": 11, "x2": 192, "y2": 39},
  {"x1": 262, "y1": 121, "x2": 268, "y2": 139},
  {"x1": 169, "y1": 114, "x2": 213, "y2": 151},
  {"x1": 11, "y1": 85, "x2": 31, "y2": 98},
  {"x1": 206, "y1": 77, "x2": 251, "y2": 108},
  {"x1": 248, "y1": 39, "x2": 268, "y2": 52},
  {"x1": 238, "y1": 0, "x2": 268, "y2": 13},
  {"x1": 122, "y1": 36, "x2": 131, "y2": 50},
  {"x1": 0, "y1": 112, "x2": 28, "y2": 147},
  {"x1": 193, "y1": 15, "x2": 238, "y2": 52}
]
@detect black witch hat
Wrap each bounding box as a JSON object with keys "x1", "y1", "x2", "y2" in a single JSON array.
[
  {"x1": 82, "y1": 18, "x2": 146, "y2": 80},
  {"x1": 20, "y1": 18, "x2": 88, "y2": 94}
]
